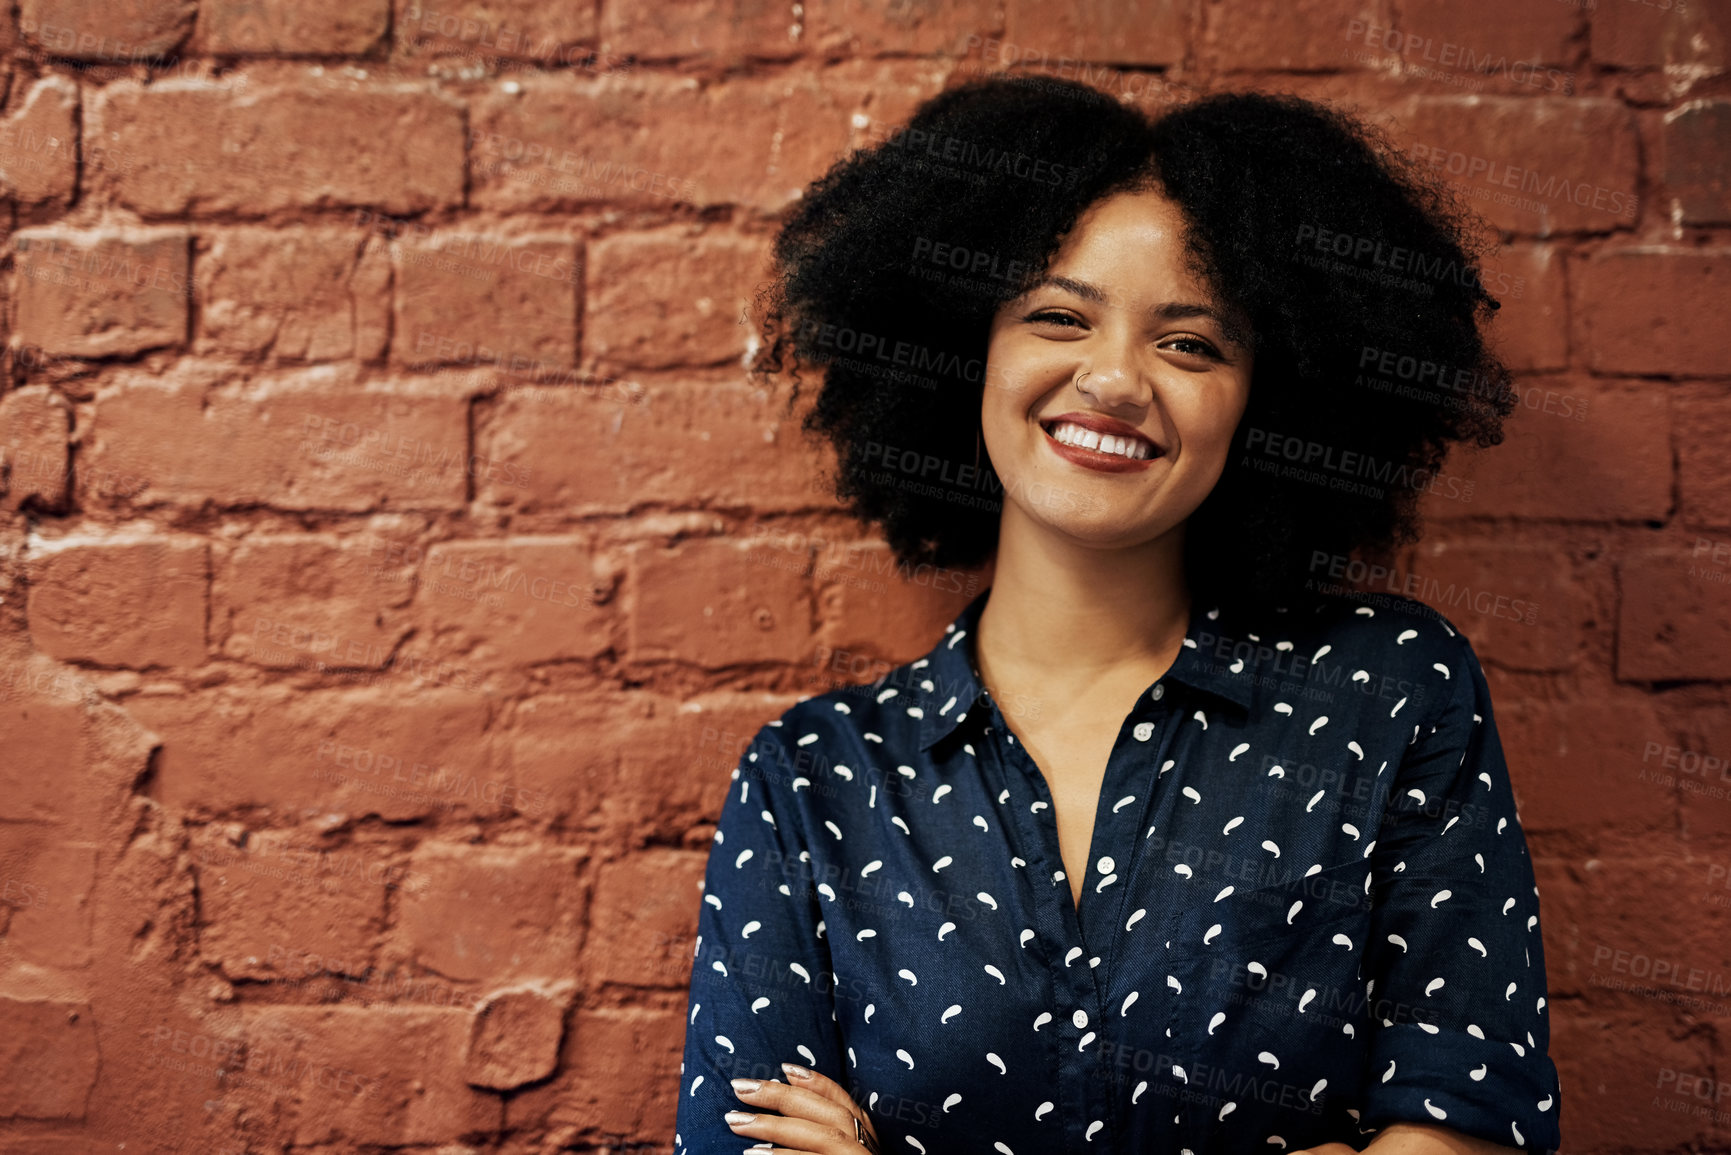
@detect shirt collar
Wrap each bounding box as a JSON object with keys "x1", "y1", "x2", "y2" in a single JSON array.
[{"x1": 906, "y1": 586, "x2": 1258, "y2": 753}]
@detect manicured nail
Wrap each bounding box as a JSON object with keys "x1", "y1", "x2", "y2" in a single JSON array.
[
  {"x1": 732, "y1": 1078, "x2": 762, "y2": 1094},
  {"x1": 782, "y1": 1062, "x2": 813, "y2": 1081},
  {"x1": 725, "y1": 1110, "x2": 756, "y2": 1125}
]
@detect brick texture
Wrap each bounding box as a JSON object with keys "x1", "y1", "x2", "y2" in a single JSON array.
[{"x1": 0, "y1": 3, "x2": 1725, "y2": 1152}]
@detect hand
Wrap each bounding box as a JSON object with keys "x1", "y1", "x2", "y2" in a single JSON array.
[{"x1": 725, "y1": 1061, "x2": 883, "y2": 1155}]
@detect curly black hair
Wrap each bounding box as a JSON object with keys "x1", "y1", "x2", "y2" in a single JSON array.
[{"x1": 748, "y1": 73, "x2": 1516, "y2": 612}]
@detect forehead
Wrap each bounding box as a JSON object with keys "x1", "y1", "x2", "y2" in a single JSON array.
[{"x1": 1045, "y1": 189, "x2": 1202, "y2": 286}]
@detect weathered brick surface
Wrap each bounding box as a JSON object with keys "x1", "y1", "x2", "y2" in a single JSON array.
[
  {"x1": 197, "y1": 0, "x2": 390, "y2": 54},
  {"x1": 392, "y1": 233, "x2": 580, "y2": 368},
  {"x1": 0, "y1": 3, "x2": 1722, "y2": 1151},
  {"x1": 13, "y1": 227, "x2": 190, "y2": 357},
  {"x1": 25, "y1": 536, "x2": 208, "y2": 667},
  {"x1": 0, "y1": 76, "x2": 77, "y2": 204},
  {"x1": 195, "y1": 228, "x2": 391, "y2": 362},
  {"x1": 0, "y1": 385, "x2": 72, "y2": 510},
  {"x1": 80, "y1": 367, "x2": 471, "y2": 511},
  {"x1": 1571, "y1": 246, "x2": 1731, "y2": 376},
  {"x1": 87, "y1": 81, "x2": 466, "y2": 216},
  {"x1": 584, "y1": 228, "x2": 771, "y2": 369},
  {"x1": 20, "y1": 0, "x2": 194, "y2": 58}
]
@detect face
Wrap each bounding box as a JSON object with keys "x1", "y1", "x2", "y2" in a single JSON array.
[{"x1": 980, "y1": 186, "x2": 1255, "y2": 551}]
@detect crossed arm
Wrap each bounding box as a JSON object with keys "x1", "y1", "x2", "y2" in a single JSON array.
[{"x1": 723, "y1": 1064, "x2": 1529, "y2": 1155}]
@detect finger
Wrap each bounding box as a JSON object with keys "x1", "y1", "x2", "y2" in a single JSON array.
[
  {"x1": 781, "y1": 1063, "x2": 881, "y2": 1147},
  {"x1": 723, "y1": 1109, "x2": 859, "y2": 1154},
  {"x1": 733, "y1": 1076, "x2": 859, "y2": 1134}
]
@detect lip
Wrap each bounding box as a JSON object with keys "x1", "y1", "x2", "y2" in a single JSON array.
[{"x1": 1039, "y1": 411, "x2": 1165, "y2": 474}]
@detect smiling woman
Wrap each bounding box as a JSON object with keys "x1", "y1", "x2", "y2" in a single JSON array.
[{"x1": 676, "y1": 75, "x2": 1560, "y2": 1155}]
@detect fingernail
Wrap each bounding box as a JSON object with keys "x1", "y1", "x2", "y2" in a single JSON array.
[
  {"x1": 725, "y1": 1110, "x2": 756, "y2": 1125},
  {"x1": 732, "y1": 1078, "x2": 762, "y2": 1094},
  {"x1": 782, "y1": 1062, "x2": 813, "y2": 1081}
]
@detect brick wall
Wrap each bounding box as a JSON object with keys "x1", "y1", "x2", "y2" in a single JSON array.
[{"x1": 0, "y1": 0, "x2": 1726, "y2": 1151}]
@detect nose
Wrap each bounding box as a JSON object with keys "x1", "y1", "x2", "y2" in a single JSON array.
[{"x1": 1076, "y1": 330, "x2": 1152, "y2": 409}]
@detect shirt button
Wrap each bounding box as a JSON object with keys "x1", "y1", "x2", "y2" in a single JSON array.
[
  {"x1": 1151, "y1": 684, "x2": 1165, "y2": 701},
  {"x1": 1097, "y1": 856, "x2": 1115, "y2": 874},
  {"x1": 1132, "y1": 721, "x2": 1154, "y2": 742},
  {"x1": 1072, "y1": 1009, "x2": 1088, "y2": 1029}
]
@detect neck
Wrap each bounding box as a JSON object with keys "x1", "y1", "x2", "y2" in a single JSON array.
[{"x1": 974, "y1": 504, "x2": 1193, "y2": 690}]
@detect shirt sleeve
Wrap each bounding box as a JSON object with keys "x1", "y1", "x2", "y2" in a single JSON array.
[
  {"x1": 674, "y1": 719, "x2": 850, "y2": 1155},
  {"x1": 1352, "y1": 625, "x2": 1562, "y2": 1153}
]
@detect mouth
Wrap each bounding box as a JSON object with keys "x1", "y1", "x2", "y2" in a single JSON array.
[{"x1": 1039, "y1": 418, "x2": 1164, "y2": 463}]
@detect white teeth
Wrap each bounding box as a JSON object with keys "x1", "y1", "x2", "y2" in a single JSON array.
[{"x1": 1047, "y1": 421, "x2": 1154, "y2": 461}]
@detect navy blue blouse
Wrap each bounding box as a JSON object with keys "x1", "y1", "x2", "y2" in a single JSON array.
[{"x1": 676, "y1": 586, "x2": 1561, "y2": 1154}]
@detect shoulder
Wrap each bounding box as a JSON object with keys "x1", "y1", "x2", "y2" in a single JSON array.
[
  {"x1": 752, "y1": 658, "x2": 931, "y2": 768},
  {"x1": 1249, "y1": 588, "x2": 1486, "y2": 721}
]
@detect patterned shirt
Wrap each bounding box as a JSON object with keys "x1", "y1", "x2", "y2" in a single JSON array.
[{"x1": 675, "y1": 585, "x2": 1561, "y2": 1154}]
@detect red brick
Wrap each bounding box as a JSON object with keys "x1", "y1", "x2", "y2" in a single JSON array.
[
  {"x1": 392, "y1": 233, "x2": 579, "y2": 369},
  {"x1": 814, "y1": 539, "x2": 989, "y2": 665},
  {"x1": 1547, "y1": 1012, "x2": 1709, "y2": 1148},
  {"x1": 600, "y1": 0, "x2": 788, "y2": 60},
  {"x1": 1672, "y1": 702, "x2": 1731, "y2": 840},
  {"x1": 191, "y1": 826, "x2": 388, "y2": 983},
  {"x1": 1388, "y1": 96, "x2": 1640, "y2": 234},
  {"x1": 475, "y1": 382, "x2": 831, "y2": 514},
  {"x1": 1571, "y1": 247, "x2": 1731, "y2": 377},
  {"x1": 0, "y1": 999, "x2": 98, "y2": 1119},
  {"x1": 466, "y1": 985, "x2": 573, "y2": 1089},
  {"x1": 396, "y1": 842, "x2": 586, "y2": 982},
  {"x1": 232, "y1": 1005, "x2": 498, "y2": 1146},
  {"x1": 1202, "y1": 0, "x2": 1382, "y2": 71},
  {"x1": 1483, "y1": 242, "x2": 1568, "y2": 373},
  {"x1": 585, "y1": 229, "x2": 771, "y2": 370},
  {"x1": 124, "y1": 686, "x2": 495, "y2": 820},
  {"x1": 809, "y1": 0, "x2": 999, "y2": 56},
  {"x1": 398, "y1": 0, "x2": 599, "y2": 61},
  {"x1": 197, "y1": 0, "x2": 389, "y2": 54},
  {"x1": 20, "y1": 0, "x2": 192, "y2": 58},
  {"x1": 0, "y1": 678, "x2": 88, "y2": 824},
  {"x1": 1590, "y1": 0, "x2": 1727, "y2": 72},
  {"x1": 628, "y1": 538, "x2": 816, "y2": 667},
  {"x1": 506, "y1": 1006, "x2": 682, "y2": 1138},
  {"x1": 415, "y1": 538, "x2": 611, "y2": 667},
  {"x1": 1376, "y1": 0, "x2": 1577, "y2": 67},
  {"x1": 25, "y1": 537, "x2": 208, "y2": 668},
  {"x1": 1441, "y1": 379, "x2": 1668, "y2": 521},
  {"x1": 470, "y1": 70, "x2": 860, "y2": 213},
  {"x1": 1401, "y1": 541, "x2": 1581, "y2": 670},
  {"x1": 1662, "y1": 99, "x2": 1731, "y2": 225},
  {"x1": 0, "y1": 833, "x2": 96, "y2": 967},
  {"x1": 81, "y1": 367, "x2": 471, "y2": 511},
  {"x1": 195, "y1": 228, "x2": 391, "y2": 362},
  {"x1": 211, "y1": 535, "x2": 412, "y2": 670},
  {"x1": 13, "y1": 227, "x2": 189, "y2": 357},
  {"x1": 583, "y1": 849, "x2": 706, "y2": 988},
  {"x1": 998, "y1": 0, "x2": 1187, "y2": 65},
  {"x1": 0, "y1": 76, "x2": 76, "y2": 205},
  {"x1": 87, "y1": 80, "x2": 465, "y2": 216},
  {"x1": 0, "y1": 385, "x2": 72, "y2": 511},
  {"x1": 1678, "y1": 394, "x2": 1731, "y2": 529},
  {"x1": 1616, "y1": 548, "x2": 1731, "y2": 681}
]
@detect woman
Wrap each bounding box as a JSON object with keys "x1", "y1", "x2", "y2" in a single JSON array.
[{"x1": 675, "y1": 75, "x2": 1561, "y2": 1155}]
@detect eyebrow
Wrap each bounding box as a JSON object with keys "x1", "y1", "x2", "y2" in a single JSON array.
[{"x1": 1020, "y1": 274, "x2": 1254, "y2": 351}]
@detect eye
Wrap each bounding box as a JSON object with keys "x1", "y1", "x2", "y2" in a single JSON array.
[
  {"x1": 1164, "y1": 335, "x2": 1221, "y2": 359},
  {"x1": 1022, "y1": 310, "x2": 1084, "y2": 328}
]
